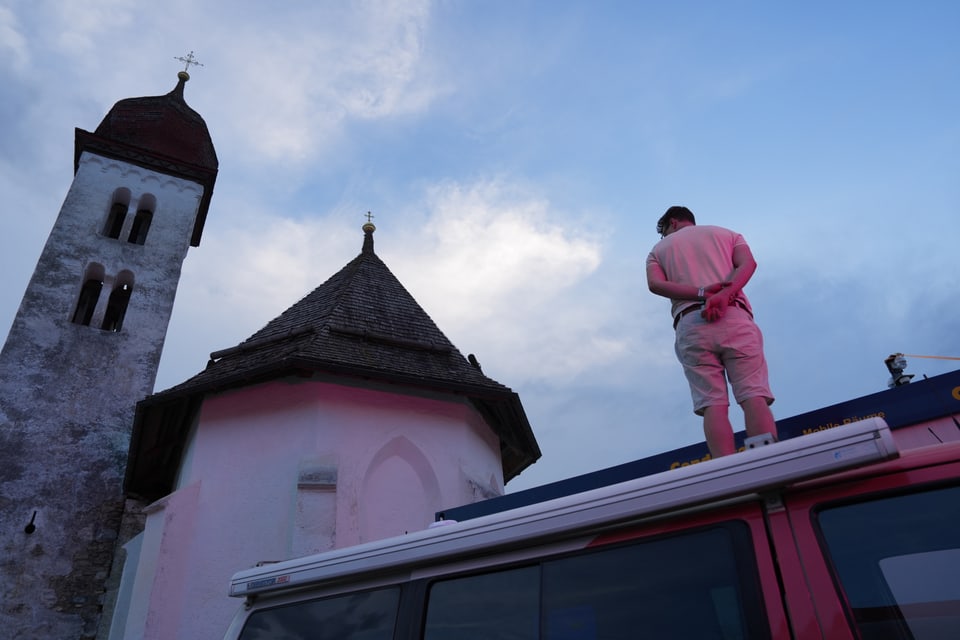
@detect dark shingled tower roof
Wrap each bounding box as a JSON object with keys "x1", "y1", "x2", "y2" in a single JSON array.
[
  {"x1": 125, "y1": 223, "x2": 541, "y2": 501},
  {"x1": 74, "y1": 71, "x2": 218, "y2": 246}
]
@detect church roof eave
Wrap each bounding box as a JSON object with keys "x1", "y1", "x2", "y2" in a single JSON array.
[{"x1": 125, "y1": 357, "x2": 540, "y2": 502}]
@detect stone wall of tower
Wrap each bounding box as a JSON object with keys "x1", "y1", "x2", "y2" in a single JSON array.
[{"x1": 0, "y1": 151, "x2": 206, "y2": 639}]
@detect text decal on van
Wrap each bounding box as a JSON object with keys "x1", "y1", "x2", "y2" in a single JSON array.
[{"x1": 246, "y1": 575, "x2": 290, "y2": 591}]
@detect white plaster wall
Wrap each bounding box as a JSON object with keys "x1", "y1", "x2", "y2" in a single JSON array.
[
  {"x1": 106, "y1": 533, "x2": 141, "y2": 640},
  {"x1": 134, "y1": 377, "x2": 504, "y2": 640},
  {"x1": 121, "y1": 483, "x2": 201, "y2": 639}
]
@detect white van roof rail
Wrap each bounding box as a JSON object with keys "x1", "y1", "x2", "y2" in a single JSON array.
[{"x1": 230, "y1": 418, "x2": 897, "y2": 598}]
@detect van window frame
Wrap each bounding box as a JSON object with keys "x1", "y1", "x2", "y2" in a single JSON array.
[
  {"x1": 782, "y1": 458, "x2": 960, "y2": 640},
  {"x1": 235, "y1": 583, "x2": 403, "y2": 640},
  {"x1": 813, "y1": 480, "x2": 960, "y2": 640}
]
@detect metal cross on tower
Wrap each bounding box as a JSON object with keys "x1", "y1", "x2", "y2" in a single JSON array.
[{"x1": 174, "y1": 50, "x2": 204, "y2": 73}]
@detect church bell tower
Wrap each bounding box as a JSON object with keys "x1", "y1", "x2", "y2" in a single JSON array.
[{"x1": 0, "y1": 65, "x2": 217, "y2": 639}]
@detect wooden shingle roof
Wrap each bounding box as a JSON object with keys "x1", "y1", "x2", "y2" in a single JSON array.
[{"x1": 125, "y1": 225, "x2": 541, "y2": 500}]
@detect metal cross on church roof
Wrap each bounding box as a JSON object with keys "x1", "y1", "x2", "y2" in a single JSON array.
[{"x1": 174, "y1": 51, "x2": 204, "y2": 73}]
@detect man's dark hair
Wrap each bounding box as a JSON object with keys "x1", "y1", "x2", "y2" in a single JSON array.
[{"x1": 656, "y1": 206, "x2": 696, "y2": 236}]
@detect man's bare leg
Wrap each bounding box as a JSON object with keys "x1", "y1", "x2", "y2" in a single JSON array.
[
  {"x1": 741, "y1": 396, "x2": 777, "y2": 441},
  {"x1": 703, "y1": 405, "x2": 736, "y2": 457}
]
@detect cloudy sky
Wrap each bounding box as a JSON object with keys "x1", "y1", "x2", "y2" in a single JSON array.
[{"x1": 2, "y1": 1, "x2": 958, "y2": 492}]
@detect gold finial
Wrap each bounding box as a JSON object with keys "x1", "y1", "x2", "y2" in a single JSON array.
[
  {"x1": 362, "y1": 211, "x2": 376, "y2": 233},
  {"x1": 174, "y1": 50, "x2": 204, "y2": 80}
]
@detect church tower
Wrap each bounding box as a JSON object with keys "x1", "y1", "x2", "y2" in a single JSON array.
[{"x1": 0, "y1": 68, "x2": 217, "y2": 639}]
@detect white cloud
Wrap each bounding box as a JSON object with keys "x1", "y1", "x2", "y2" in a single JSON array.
[
  {"x1": 3, "y1": 1, "x2": 440, "y2": 168},
  {"x1": 388, "y1": 178, "x2": 627, "y2": 383},
  {"x1": 332, "y1": 0, "x2": 434, "y2": 118},
  {"x1": 47, "y1": 0, "x2": 135, "y2": 57},
  {"x1": 157, "y1": 177, "x2": 627, "y2": 389},
  {"x1": 175, "y1": 209, "x2": 358, "y2": 333},
  {"x1": 0, "y1": 6, "x2": 29, "y2": 72},
  {"x1": 408, "y1": 179, "x2": 600, "y2": 317},
  {"x1": 195, "y1": 0, "x2": 440, "y2": 165}
]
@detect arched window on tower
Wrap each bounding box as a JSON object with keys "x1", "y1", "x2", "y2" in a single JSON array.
[
  {"x1": 101, "y1": 271, "x2": 135, "y2": 332},
  {"x1": 71, "y1": 263, "x2": 105, "y2": 326},
  {"x1": 127, "y1": 209, "x2": 152, "y2": 245},
  {"x1": 127, "y1": 194, "x2": 155, "y2": 245},
  {"x1": 103, "y1": 188, "x2": 131, "y2": 239},
  {"x1": 104, "y1": 203, "x2": 127, "y2": 239}
]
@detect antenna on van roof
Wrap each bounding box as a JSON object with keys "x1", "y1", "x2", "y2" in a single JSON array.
[
  {"x1": 885, "y1": 352, "x2": 960, "y2": 388},
  {"x1": 885, "y1": 353, "x2": 914, "y2": 388}
]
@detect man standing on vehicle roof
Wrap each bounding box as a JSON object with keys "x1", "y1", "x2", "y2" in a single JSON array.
[{"x1": 646, "y1": 205, "x2": 778, "y2": 457}]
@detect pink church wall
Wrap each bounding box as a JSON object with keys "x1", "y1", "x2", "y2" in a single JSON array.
[
  {"x1": 123, "y1": 482, "x2": 201, "y2": 639},
  {"x1": 123, "y1": 377, "x2": 504, "y2": 640}
]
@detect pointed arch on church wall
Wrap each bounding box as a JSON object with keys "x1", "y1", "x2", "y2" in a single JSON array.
[{"x1": 358, "y1": 435, "x2": 441, "y2": 543}]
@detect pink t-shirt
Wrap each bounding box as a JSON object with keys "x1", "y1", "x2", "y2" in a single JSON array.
[{"x1": 646, "y1": 225, "x2": 753, "y2": 320}]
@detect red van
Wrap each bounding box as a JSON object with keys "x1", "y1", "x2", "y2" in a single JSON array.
[{"x1": 222, "y1": 414, "x2": 960, "y2": 639}]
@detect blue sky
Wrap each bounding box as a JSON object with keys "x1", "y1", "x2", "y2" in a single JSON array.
[{"x1": 1, "y1": 1, "x2": 958, "y2": 491}]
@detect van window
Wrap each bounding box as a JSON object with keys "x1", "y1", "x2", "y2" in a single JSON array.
[
  {"x1": 424, "y1": 565, "x2": 539, "y2": 639},
  {"x1": 237, "y1": 585, "x2": 399, "y2": 640},
  {"x1": 817, "y1": 484, "x2": 960, "y2": 640},
  {"x1": 424, "y1": 523, "x2": 769, "y2": 640}
]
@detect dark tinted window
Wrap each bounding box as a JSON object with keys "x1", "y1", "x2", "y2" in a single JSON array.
[
  {"x1": 543, "y1": 525, "x2": 763, "y2": 640},
  {"x1": 238, "y1": 586, "x2": 400, "y2": 640},
  {"x1": 424, "y1": 523, "x2": 768, "y2": 640},
  {"x1": 423, "y1": 565, "x2": 539, "y2": 640},
  {"x1": 818, "y1": 484, "x2": 960, "y2": 640}
]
